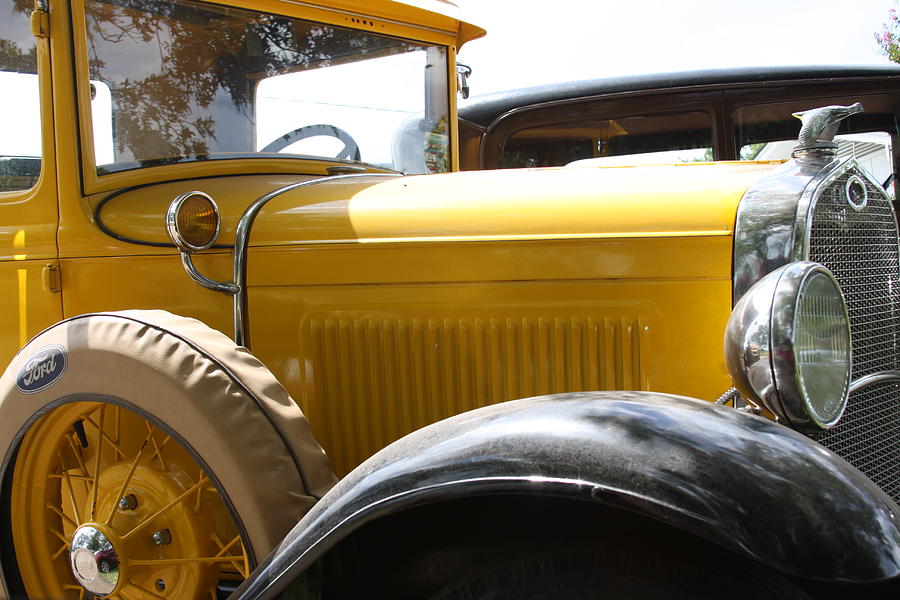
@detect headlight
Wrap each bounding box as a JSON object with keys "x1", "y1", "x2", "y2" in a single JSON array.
[
  {"x1": 725, "y1": 262, "x2": 851, "y2": 432},
  {"x1": 166, "y1": 191, "x2": 220, "y2": 252}
]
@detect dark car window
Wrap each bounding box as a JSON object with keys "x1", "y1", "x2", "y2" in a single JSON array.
[{"x1": 503, "y1": 110, "x2": 713, "y2": 168}]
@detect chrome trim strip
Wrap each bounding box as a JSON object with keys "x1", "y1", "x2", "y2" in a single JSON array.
[
  {"x1": 849, "y1": 371, "x2": 900, "y2": 393},
  {"x1": 232, "y1": 173, "x2": 401, "y2": 348}
]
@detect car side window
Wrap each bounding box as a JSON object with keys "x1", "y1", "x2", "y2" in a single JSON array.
[
  {"x1": 0, "y1": 0, "x2": 41, "y2": 192},
  {"x1": 503, "y1": 110, "x2": 713, "y2": 168}
]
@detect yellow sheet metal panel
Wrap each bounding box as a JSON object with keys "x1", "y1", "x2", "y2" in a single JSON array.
[
  {"x1": 0, "y1": 260, "x2": 63, "y2": 370},
  {"x1": 58, "y1": 255, "x2": 234, "y2": 336},
  {"x1": 249, "y1": 275, "x2": 732, "y2": 476},
  {"x1": 0, "y1": 215, "x2": 58, "y2": 262},
  {"x1": 299, "y1": 313, "x2": 652, "y2": 473},
  {"x1": 244, "y1": 234, "x2": 733, "y2": 475},
  {"x1": 246, "y1": 235, "x2": 730, "y2": 286}
]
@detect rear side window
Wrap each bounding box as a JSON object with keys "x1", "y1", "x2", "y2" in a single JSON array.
[
  {"x1": 0, "y1": 0, "x2": 41, "y2": 192},
  {"x1": 503, "y1": 111, "x2": 713, "y2": 168}
]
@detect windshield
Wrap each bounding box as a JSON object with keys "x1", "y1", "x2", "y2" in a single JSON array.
[{"x1": 84, "y1": 0, "x2": 451, "y2": 175}]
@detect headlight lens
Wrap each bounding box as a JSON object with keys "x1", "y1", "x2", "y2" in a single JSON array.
[
  {"x1": 793, "y1": 270, "x2": 851, "y2": 427},
  {"x1": 166, "y1": 191, "x2": 220, "y2": 252},
  {"x1": 725, "y1": 262, "x2": 851, "y2": 432}
]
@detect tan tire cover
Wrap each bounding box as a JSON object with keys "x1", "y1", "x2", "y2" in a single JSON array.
[{"x1": 0, "y1": 310, "x2": 336, "y2": 564}]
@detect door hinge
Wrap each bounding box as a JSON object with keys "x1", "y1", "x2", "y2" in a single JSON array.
[
  {"x1": 42, "y1": 264, "x2": 61, "y2": 293},
  {"x1": 30, "y1": 9, "x2": 49, "y2": 38}
]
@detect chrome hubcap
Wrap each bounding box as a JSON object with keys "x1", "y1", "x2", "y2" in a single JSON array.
[{"x1": 69, "y1": 525, "x2": 120, "y2": 595}]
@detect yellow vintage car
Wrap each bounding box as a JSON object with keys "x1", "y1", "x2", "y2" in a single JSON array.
[{"x1": 0, "y1": 0, "x2": 897, "y2": 599}]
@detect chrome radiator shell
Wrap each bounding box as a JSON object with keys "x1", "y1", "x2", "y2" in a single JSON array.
[{"x1": 734, "y1": 158, "x2": 900, "y2": 502}]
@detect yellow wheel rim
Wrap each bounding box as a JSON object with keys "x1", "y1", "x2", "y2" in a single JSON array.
[{"x1": 10, "y1": 401, "x2": 250, "y2": 600}]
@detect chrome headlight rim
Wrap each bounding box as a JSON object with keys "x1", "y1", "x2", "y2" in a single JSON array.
[
  {"x1": 725, "y1": 261, "x2": 851, "y2": 432},
  {"x1": 771, "y1": 263, "x2": 851, "y2": 430},
  {"x1": 166, "y1": 191, "x2": 221, "y2": 253}
]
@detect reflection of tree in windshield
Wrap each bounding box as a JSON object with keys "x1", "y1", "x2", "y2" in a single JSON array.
[
  {"x1": 86, "y1": 0, "x2": 413, "y2": 168},
  {"x1": 0, "y1": 39, "x2": 36, "y2": 72},
  {"x1": 0, "y1": 0, "x2": 36, "y2": 73}
]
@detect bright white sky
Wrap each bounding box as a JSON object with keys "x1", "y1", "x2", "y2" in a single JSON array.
[{"x1": 457, "y1": 0, "x2": 897, "y2": 97}]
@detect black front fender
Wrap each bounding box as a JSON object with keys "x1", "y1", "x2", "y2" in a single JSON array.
[{"x1": 235, "y1": 392, "x2": 900, "y2": 598}]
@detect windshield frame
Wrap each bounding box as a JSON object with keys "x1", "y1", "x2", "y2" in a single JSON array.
[{"x1": 72, "y1": 0, "x2": 460, "y2": 194}]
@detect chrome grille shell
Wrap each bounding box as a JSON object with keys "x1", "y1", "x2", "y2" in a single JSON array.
[{"x1": 734, "y1": 157, "x2": 900, "y2": 503}]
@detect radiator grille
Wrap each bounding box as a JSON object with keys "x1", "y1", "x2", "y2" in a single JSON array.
[
  {"x1": 808, "y1": 167, "x2": 900, "y2": 501},
  {"x1": 301, "y1": 315, "x2": 649, "y2": 475}
]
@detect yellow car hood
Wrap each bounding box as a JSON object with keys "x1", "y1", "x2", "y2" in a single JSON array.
[
  {"x1": 94, "y1": 162, "x2": 781, "y2": 249},
  {"x1": 253, "y1": 162, "x2": 779, "y2": 246}
]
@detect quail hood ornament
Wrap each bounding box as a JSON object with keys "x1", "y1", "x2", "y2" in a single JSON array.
[{"x1": 792, "y1": 102, "x2": 864, "y2": 159}]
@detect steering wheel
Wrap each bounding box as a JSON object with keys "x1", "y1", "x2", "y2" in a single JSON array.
[{"x1": 261, "y1": 124, "x2": 361, "y2": 161}]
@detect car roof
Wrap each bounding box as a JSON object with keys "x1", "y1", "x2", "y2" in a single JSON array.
[{"x1": 458, "y1": 64, "x2": 900, "y2": 128}]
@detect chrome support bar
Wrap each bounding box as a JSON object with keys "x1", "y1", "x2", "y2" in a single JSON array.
[
  {"x1": 231, "y1": 173, "x2": 401, "y2": 348},
  {"x1": 849, "y1": 371, "x2": 900, "y2": 394},
  {"x1": 181, "y1": 253, "x2": 239, "y2": 295}
]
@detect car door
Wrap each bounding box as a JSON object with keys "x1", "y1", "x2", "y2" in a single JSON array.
[{"x1": 0, "y1": 0, "x2": 62, "y2": 368}]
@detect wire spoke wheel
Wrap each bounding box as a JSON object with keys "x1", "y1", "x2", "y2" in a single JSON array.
[{"x1": 10, "y1": 400, "x2": 248, "y2": 600}]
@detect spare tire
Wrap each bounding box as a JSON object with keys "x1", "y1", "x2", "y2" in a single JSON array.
[{"x1": 0, "y1": 310, "x2": 336, "y2": 600}]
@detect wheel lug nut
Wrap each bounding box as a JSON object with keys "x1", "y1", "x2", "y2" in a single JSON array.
[
  {"x1": 156, "y1": 579, "x2": 166, "y2": 592},
  {"x1": 152, "y1": 529, "x2": 172, "y2": 545},
  {"x1": 118, "y1": 494, "x2": 137, "y2": 510}
]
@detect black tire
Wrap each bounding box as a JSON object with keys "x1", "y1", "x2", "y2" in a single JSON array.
[{"x1": 429, "y1": 549, "x2": 812, "y2": 600}]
